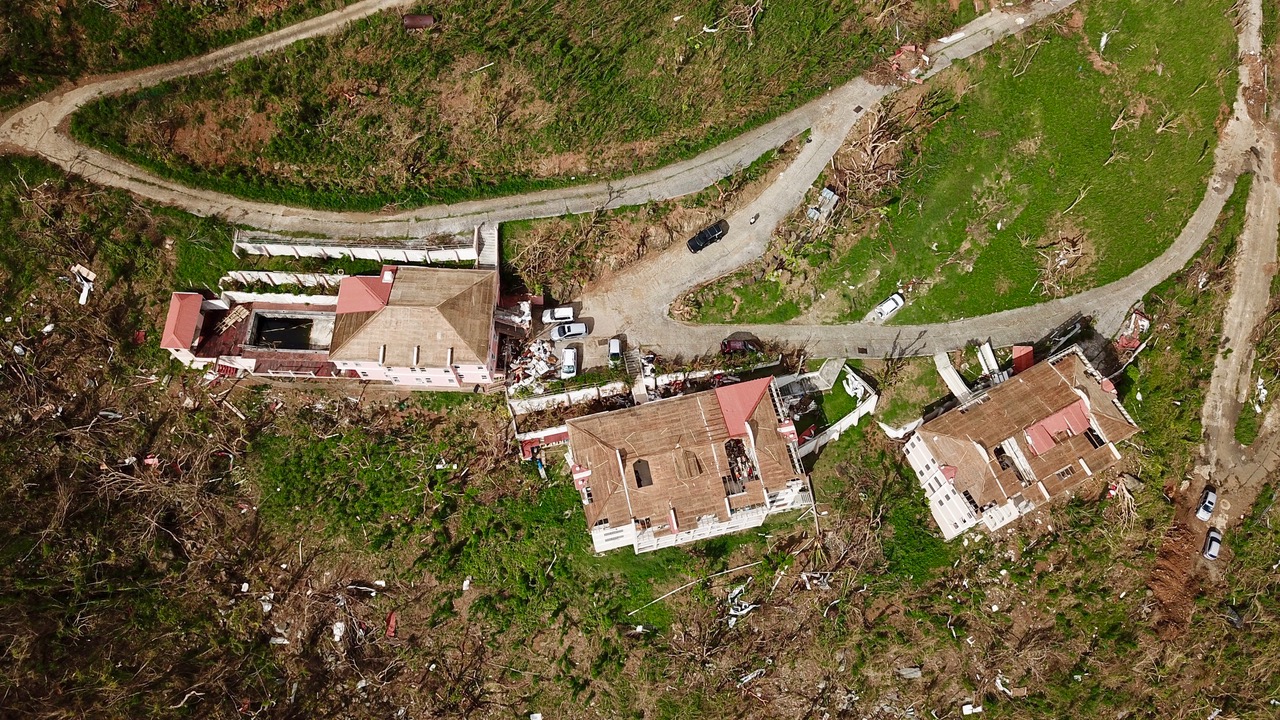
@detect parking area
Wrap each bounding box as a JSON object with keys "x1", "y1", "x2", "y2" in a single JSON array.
[{"x1": 534, "y1": 302, "x2": 628, "y2": 371}]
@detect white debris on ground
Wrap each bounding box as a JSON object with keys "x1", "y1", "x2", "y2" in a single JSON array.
[
  {"x1": 507, "y1": 340, "x2": 560, "y2": 396},
  {"x1": 799, "y1": 571, "x2": 832, "y2": 591},
  {"x1": 1250, "y1": 375, "x2": 1270, "y2": 414},
  {"x1": 726, "y1": 579, "x2": 759, "y2": 628}
]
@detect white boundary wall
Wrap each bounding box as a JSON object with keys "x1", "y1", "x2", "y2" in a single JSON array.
[{"x1": 508, "y1": 382, "x2": 631, "y2": 415}]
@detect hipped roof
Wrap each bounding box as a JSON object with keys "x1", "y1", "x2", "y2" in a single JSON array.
[
  {"x1": 330, "y1": 267, "x2": 496, "y2": 367},
  {"x1": 161, "y1": 292, "x2": 203, "y2": 350}
]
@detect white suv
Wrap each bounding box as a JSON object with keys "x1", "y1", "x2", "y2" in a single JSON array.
[
  {"x1": 551, "y1": 322, "x2": 589, "y2": 342},
  {"x1": 559, "y1": 348, "x2": 578, "y2": 379},
  {"x1": 872, "y1": 292, "x2": 905, "y2": 321},
  {"x1": 1195, "y1": 487, "x2": 1217, "y2": 522},
  {"x1": 541, "y1": 306, "x2": 575, "y2": 324}
]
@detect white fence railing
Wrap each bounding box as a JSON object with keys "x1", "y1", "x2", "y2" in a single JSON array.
[
  {"x1": 222, "y1": 271, "x2": 346, "y2": 288},
  {"x1": 799, "y1": 368, "x2": 879, "y2": 457},
  {"x1": 220, "y1": 290, "x2": 338, "y2": 306}
]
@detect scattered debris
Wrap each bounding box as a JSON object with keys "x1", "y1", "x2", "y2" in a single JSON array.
[
  {"x1": 799, "y1": 571, "x2": 832, "y2": 590},
  {"x1": 507, "y1": 340, "x2": 560, "y2": 395},
  {"x1": 1036, "y1": 229, "x2": 1087, "y2": 297},
  {"x1": 69, "y1": 264, "x2": 96, "y2": 305},
  {"x1": 806, "y1": 187, "x2": 841, "y2": 223},
  {"x1": 890, "y1": 44, "x2": 931, "y2": 84},
  {"x1": 737, "y1": 668, "x2": 766, "y2": 687}
]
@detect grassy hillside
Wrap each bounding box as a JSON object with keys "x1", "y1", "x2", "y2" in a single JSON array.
[
  {"x1": 686, "y1": 0, "x2": 1238, "y2": 325},
  {"x1": 0, "y1": 0, "x2": 343, "y2": 110},
  {"x1": 71, "y1": 0, "x2": 969, "y2": 209}
]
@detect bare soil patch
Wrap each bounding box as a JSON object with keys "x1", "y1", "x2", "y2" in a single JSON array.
[
  {"x1": 1148, "y1": 521, "x2": 1201, "y2": 639},
  {"x1": 167, "y1": 99, "x2": 281, "y2": 168}
]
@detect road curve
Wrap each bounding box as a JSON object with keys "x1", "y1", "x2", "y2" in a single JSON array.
[
  {"x1": 579, "y1": 0, "x2": 1261, "y2": 360},
  {"x1": 0, "y1": 0, "x2": 1254, "y2": 365},
  {"x1": 0, "y1": 0, "x2": 1073, "y2": 239}
]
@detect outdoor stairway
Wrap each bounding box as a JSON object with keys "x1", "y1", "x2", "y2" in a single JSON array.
[
  {"x1": 623, "y1": 349, "x2": 643, "y2": 378},
  {"x1": 475, "y1": 223, "x2": 500, "y2": 269}
]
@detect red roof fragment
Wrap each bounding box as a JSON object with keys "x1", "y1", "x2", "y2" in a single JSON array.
[
  {"x1": 714, "y1": 377, "x2": 773, "y2": 438},
  {"x1": 336, "y1": 268, "x2": 396, "y2": 314},
  {"x1": 1012, "y1": 345, "x2": 1035, "y2": 375}
]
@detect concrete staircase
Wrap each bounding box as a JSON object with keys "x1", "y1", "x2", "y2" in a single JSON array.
[
  {"x1": 623, "y1": 349, "x2": 643, "y2": 378},
  {"x1": 475, "y1": 223, "x2": 500, "y2": 269}
]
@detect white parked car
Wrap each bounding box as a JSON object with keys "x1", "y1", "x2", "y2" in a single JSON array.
[
  {"x1": 872, "y1": 292, "x2": 905, "y2": 321},
  {"x1": 1195, "y1": 486, "x2": 1217, "y2": 522},
  {"x1": 608, "y1": 337, "x2": 623, "y2": 366},
  {"x1": 559, "y1": 348, "x2": 578, "y2": 379},
  {"x1": 541, "y1": 306, "x2": 575, "y2": 324},
  {"x1": 1202, "y1": 527, "x2": 1222, "y2": 560},
  {"x1": 551, "y1": 322, "x2": 589, "y2": 342}
]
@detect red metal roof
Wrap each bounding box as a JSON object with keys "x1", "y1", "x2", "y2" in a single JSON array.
[
  {"x1": 1025, "y1": 398, "x2": 1091, "y2": 455},
  {"x1": 336, "y1": 268, "x2": 395, "y2": 314},
  {"x1": 520, "y1": 430, "x2": 569, "y2": 460},
  {"x1": 714, "y1": 377, "x2": 773, "y2": 438},
  {"x1": 160, "y1": 292, "x2": 203, "y2": 350},
  {"x1": 1012, "y1": 345, "x2": 1035, "y2": 374}
]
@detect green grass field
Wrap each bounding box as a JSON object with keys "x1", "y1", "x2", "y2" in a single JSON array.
[
  {"x1": 71, "y1": 0, "x2": 969, "y2": 209},
  {"x1": 691, "y1": 0, "x2": 1238, "y2": 325},
  {"x1": 0, "y1": 0, "x2": 342, "y2": 110}
]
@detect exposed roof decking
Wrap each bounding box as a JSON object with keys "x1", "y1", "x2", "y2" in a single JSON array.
[
  {"x1": 916, "y1": 350, "x2": 1140, "y2": 512},
  {"x1": 568, "y1": 380, "x2": 801, "y2": 542}
]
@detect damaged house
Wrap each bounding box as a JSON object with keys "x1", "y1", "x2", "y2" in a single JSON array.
[
  {"x1": 904, "y1": 346, "x2": 1139, "y2": 540},
  {"x1": 566, "y1": 377, "x2": 812, "y2": 554},
  {"x1": 160, "y1": 266, "x2": 499, "y2": 389}
]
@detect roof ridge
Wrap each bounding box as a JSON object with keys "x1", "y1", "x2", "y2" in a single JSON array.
[
  {"x1": 434, "y1": 273, "x2": 493, "y2": 360},
  {"x1": 328, "y1": 308, "x2": 382, "y2": 358}
]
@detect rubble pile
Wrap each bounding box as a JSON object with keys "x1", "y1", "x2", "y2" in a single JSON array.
[{"x1": 507, "y1": 340, "x2": 560, "y2": 396}]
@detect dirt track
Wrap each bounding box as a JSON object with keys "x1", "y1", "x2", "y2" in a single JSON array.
[{"x1": 1147, "y1": 0, "x2": 1280, "y2": 635}]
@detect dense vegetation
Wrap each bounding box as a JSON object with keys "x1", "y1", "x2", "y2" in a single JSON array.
[
  {"x1": 687, "y1": 0, "x2": 1238, "y2": 324},
  {"x1": 71, "y1": 0, "x2": 969, "y2": 208},
  {"x1": 1, "y1": 155, "x2": 1278, "y2": 718},
  {"x1": 0, "y1": 0, "x2": 343, "y2": 110}
]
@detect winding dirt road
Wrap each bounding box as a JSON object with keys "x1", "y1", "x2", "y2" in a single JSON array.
[{"x1": 1146, "y1": 0, "x2": 1277, "y2": 633}]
